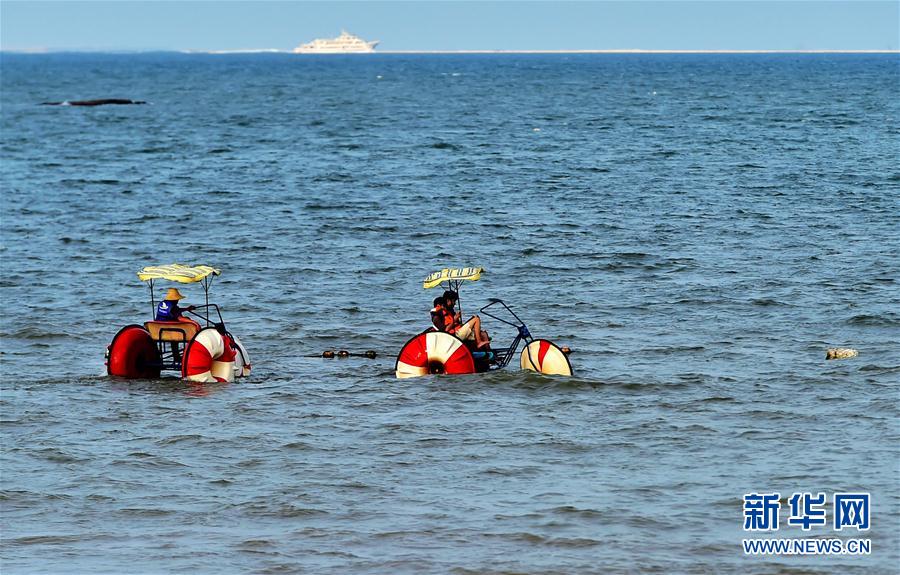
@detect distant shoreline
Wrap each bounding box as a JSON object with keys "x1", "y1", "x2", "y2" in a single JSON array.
[
  {"x1": 3, "y1": 49, "x2": 898, "y2": 55},
  {"x1": 180, "y1": 48, "x2": 900, "y2": 55},
  {"x1": 381, "y1": 49, "x2": 899, "y2": 54}
]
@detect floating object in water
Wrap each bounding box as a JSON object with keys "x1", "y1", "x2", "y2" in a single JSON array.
[
  {"x1": 41, "y1": 98, "x2": 147, "y2": 106},
  {"x1": 321, "y1": 350, "x2": 377, "y2": 359},
  {"x1": 395, "y1": 267, "x2": 572, "y2": 378},
  {"x1": 826, "y1": 348, "x2": 858, "y2": 360}
]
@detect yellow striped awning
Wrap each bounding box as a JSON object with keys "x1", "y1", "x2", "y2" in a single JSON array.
[
  {"x1": 137, "y1": 264, "x2": 221, "y2": 284},
  {"x1": 423, "y1": 267, "x2": 484, "y2": 289}
]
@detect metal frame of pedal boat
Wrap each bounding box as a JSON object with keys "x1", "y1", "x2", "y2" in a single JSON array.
[
  {"x1": 478, "y1": 299, "x2": 533, "y2": 371},
  {"x1": 144, "y1": 279, "x2": 227, "y2": 373}
]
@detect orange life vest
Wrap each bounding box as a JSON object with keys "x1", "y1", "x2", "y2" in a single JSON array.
[
  {"x1": 431, "y1": 306, "x2": 458, "y2": 333},
  {"x1": 443, "y1": 308, "x2": 458, "y2": 334}
]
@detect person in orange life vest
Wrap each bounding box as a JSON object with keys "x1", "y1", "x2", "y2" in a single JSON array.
[
  {"x1": 442, "y1": 290, "x2": 490, "y2": 349},
  {"x1": 155, "y1": 288, "x2": 201, "y2": 331},
  {"x1": 429, "y1": 296, "x2": 469, "y2": 339},
  {"x1": 430, "y1": 297, "x2": 448, "y2": 331}
]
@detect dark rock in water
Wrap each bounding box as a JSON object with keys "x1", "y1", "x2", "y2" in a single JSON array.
[{"x1": 41, "y1": 99, "x2": 147, "y2": 107}]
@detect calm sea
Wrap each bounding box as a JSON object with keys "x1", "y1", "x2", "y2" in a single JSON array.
[{"x1": 1, "y1": 53, "x2": 898, "y2": 574}]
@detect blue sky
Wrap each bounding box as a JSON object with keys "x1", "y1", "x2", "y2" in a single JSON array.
[{"x1": 1, "y1": 1, "x2": 897, "y2": 52}]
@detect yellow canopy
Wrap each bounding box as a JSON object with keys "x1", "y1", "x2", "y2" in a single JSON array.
[
  {"x1": 137, "y1": 264, "x2": 221, "y2": 284},
  {"x1": 423, "y1": 267, "x2": 484, "y2": 289}
]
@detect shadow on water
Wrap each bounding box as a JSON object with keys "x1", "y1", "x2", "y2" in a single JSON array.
[
  {"x1": 384, "y1": 368, "x2": 682, "y2": 392},
  {"x1": 110, "y1": 378, "x2": 249, "y2": 398},
  {"x1": 26, "y1": 375, "x2": 241, "y2": 398}
]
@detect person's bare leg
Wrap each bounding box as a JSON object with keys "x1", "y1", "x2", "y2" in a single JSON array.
[{"x1": 472, "y1": 316, "x2": 489, "y2": 348}]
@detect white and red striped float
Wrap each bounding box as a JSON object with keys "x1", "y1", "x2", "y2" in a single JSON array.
[
  {"x1": 395, "y1": 331, "x2": 476, "y2": 379},
  {"x1": 520, "y1": 339, "x2": 573, "y2": 376},
  {"x1": 232, "y1": 335, "x2": 251, "y2": 378},
  {"x1": 182, "y1": 328, "x2": 251, "y2": 383}
]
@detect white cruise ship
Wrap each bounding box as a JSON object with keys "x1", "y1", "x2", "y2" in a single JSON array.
[{"x1": 293, "y1": 30, "x2": 379, "y2": 54}]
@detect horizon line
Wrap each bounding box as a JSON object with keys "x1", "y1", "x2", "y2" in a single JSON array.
[
  {"x1": 3, "y1": 48, "x2": 898, "y2": 55},
  {"x1": 379, "y1": 49, "x2": 898, "y2": 54}
]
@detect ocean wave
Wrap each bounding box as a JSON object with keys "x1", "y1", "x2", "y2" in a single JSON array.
[{"x1": 849, "y1": 313, "x2": 899, "y2": 326}]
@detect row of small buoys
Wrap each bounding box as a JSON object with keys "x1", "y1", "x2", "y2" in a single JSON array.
[
  {"x1": 322, "y1": 350, "x2": 377, "y2": 359},
  {"x1": 826, "y1": 348, "x2": 858, "y2": 360}
]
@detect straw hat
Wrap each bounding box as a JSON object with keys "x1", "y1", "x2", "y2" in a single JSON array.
[{"x1": 164, "y1": 288, "x2": 186, "y2": 301}]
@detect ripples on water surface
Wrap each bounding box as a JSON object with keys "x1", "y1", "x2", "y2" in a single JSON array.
[{"x1": 1, "y1": 53, "x2": 898, "y2": 573}]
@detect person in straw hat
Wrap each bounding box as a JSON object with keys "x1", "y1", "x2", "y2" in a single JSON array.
[
  {"x1": 154, "y1": 287, "x2": 200, "y2": 364},
  {"x1": 155, "y1": 288, "x2": 199, "y2": 329}
]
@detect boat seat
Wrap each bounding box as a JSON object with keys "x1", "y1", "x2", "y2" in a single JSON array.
[{"x1": 144, "y1": 321, "x2": 200, "y2": 342}]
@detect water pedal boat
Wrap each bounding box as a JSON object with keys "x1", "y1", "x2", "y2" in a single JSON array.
[
  {"x1": 395, "y1": 267, "x2": 572, "y2": 379},
  {"x1": 106, "y1": 264, "x2": 250, "y2": 382}
]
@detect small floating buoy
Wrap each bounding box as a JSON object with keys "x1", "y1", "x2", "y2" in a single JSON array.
[
  {"x1": 826, "y1": 348, "x2": 858, "y2": 360},
  {"x1": 320, "y1": 349, "x2": 377, "y2": 359}
]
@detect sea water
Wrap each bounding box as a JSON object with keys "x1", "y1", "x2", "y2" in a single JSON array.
[{"x1": 1, "y1": 53, "x2": 898, "y2": 573}]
